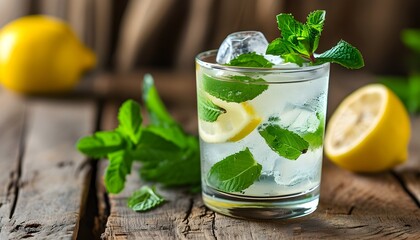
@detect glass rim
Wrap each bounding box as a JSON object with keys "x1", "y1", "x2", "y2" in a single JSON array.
[{"x1": 195, "y1": 49, "x2": 330, "y2": 73}]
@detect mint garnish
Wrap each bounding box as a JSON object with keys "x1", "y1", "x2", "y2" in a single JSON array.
[
  {"x1": 258, "y1": 124, "x2": 309, "y2": 160},
  {"x1": 227, "y1": 52, "x2": 274, "y2": 68},
  {"x1": 316, "y1": 40, "x2": 364, "y2": 69},
  {"x1": 198, "y1": 94, "x2": 226, "y2": 122},
  {"x1": 266, "y1": 10, "x2": 364, "y2": 69},
  {"x1": 128, "y1": 186, "x2": 164, "y2": 212},
  {"x1": 202, "y1": 74, "x2": 268, "y2": 103},
  {"x1": 207, "y1": 148, "x2": 262, "y2": 192}
]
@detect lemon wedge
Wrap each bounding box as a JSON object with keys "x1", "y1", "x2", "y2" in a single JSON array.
[
  {"x1": 199, "y1": 95, "x2": 261, "y2": 143},
  {"x1": 325, "y1": 84, "x2": 410, "y2": 172}
]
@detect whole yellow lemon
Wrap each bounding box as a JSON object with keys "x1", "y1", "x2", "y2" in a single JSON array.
[{"x1": 0, "y1": 15, "x2": 96, "y2": 94}]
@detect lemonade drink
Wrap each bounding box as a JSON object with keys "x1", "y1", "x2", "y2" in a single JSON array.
[{"x1": 196, "y1": 50, "x2": 330, "y2": 219}]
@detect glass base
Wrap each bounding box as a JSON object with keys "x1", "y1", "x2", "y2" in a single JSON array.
[{"x1": 202, "y1": 185, "x2": 319, "y2": 220}]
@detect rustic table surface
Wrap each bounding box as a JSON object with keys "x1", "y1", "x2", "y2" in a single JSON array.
[{"x1": 0, "y1": 70, "x2": 419, "y2": 240}]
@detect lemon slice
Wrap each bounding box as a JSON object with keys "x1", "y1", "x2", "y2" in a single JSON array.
[
  {"x1": 199, "y1": 95, "x2": 261, "y2": 143},
  {"x1": 325, "y1": 84, "x2": 410, "y2": 172}
]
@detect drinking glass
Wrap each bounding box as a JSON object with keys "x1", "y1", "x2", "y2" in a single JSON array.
[{"x1": 196, "y1": 50, "x2": 330, "y2": 219}]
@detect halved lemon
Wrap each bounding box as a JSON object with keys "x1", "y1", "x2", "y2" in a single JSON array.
[
  {"x1": 198, "y1": 95, "x2": 261, "y2": 143},
  {"x1": 325, "y1": 84, "x2": 410, "y2": 172}
]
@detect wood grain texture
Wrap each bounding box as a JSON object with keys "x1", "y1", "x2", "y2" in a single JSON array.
[
  {"x1": 0, "y1": 97, "x2": 96, "y2": 239},
  {"x1": 96, "y1": 71, "x2": 420, "y2": 239},
  {"x1": 0, "y1": 91, "x2": 26, "y2": 233}
]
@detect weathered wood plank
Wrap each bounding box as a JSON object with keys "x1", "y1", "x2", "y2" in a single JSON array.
[
  {"x1": 0, "y1": 91, "x2": 26, "y2": 233},
  {"x1": 0, "y1": 98, "x2": 96, "y2": 239},
  {"x1": 98, "y1": 72, "x2": 420, "y2": 239}
]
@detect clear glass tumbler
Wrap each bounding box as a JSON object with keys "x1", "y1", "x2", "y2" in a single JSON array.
[{"x1": 195, "y1": 50, "x2": 330, "y2": 219}]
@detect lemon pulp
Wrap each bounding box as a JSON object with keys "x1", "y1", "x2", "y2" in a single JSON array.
[{"x1": 199, "y1": 95, "x2": 261, "y2": 143}]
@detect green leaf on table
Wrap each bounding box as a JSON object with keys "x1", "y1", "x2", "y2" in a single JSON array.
[
  {"x1": 144, "y1": 125, "x2": 188, "y2": 149},
  {"x1": 143, "y1": 74, "x2": 176, "y2": 126},
  {"x1": 198, "y1": 94, "x2": 226, "y2": 122},
  {"x1": 128, "y1": 186, "x2": 165, "y2": 212},
  {"x1": 140, "y1": 136, "x2": 201, "y2": 187},
  {"x1": 401, "y1": 29, "x2": 420, "y2": 54},
  {"x1": 76, "y1": 131, "x2": 125, "y2": 158},
  {"x1": 207, "y1": 148, "x2": 262, "y2": 192},
  {"x1": 104, "y1": 150, "x2": 133, "y2": 194},
  {"x1": 227, "y1": 52, "x2": 274, "y2": 68},
  {"x1": 118, "y1": 100, "x2": 142, "y2": 144},
  {"x1": 202, "y1": 74, "x2": 268, "y2": 103},
  {"x1": 130, "y1": 127, "x2": 181, "y2": 162},
  {"x1": 258, "y1": 124, "x2": 309, "y2": 160},
  {"x1": 316, "y1": 40, "x2": 364, "y2": 69}
]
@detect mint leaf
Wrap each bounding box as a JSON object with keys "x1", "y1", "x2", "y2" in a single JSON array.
[
  {"x1": 277, "y1": 13, "x2": 312, "y2": 56},
  {"x1": 140, "y1": 136, "x2": 200, "y2": 186},
  {"x1": 118, "y1": 100, "x2": 142, "y2": 144},
  {"x1": 306, "y1": 10, "x2": 325, "y2": 53},
  {"x1": 130, "y1": 128, "x2": 181, "y2": 162},
  {"x1": 401, "y1": 29, "x2": 420, "y2": 54},
  {"x1": 202, "y1": 74, "x2": 268, "y2": 102},
  {"x1": 144, "y1": 125, "x2": 188, "y2": 149},
  {"x1": 306, "y1": 10, "x2": 325, "y2": 32},
  {"x1": 266, "y1": 38, "x2": 294, "y2": 56},
  {"x1": 128, "y1": 186, "x2": 164, "y2": 212},
  {"x1": 207, "y1": 148, "x2": 262, "y2": 192},
  {"x1": 198, "y1": 94, "x2": 226, "y2": 122},
  {"x1": 143, "y1": 74, "x2": 176, "y2": 126},
  {"x1": 105, "y1": 150, "x2": 133, "y2": 193},
  {"x1": 302, "y1": 113, "x2": 325, "y2": 149},
  {"x1": 316, "y1": 40, "x2": 364, "y2": 69},
  {"x1": 258, "y1": 124, "x2": 309, "y2": 160},
  {"x1": 76, "y1": 131, "x2": 125, "y2": 158},
  {"x1": 277, "y1": 13, "x2": 305, "y2": 42},
  {"x1": 227, "y1": 52, "x2": 274, "y2": 68}
]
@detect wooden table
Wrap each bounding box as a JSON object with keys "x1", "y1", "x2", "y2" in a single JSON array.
[{"x1": 0, "y1": 70, "x2": 419, "y2": 239}]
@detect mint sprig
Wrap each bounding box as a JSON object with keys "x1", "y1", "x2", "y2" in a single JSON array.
[
  {"x1": 207, "y1": 148, "x2": 262, "y2": 193},
  {"x1": 267, "y1": 10, "x2": 364, "y2": 69},
  {"x1": 76, "y1": 74, "x2": 200, "y2": 211}
]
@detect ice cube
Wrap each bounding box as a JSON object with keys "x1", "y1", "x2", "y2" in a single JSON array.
[
  {"x1": 280, "y1": 103, "x2": 320, "y2": 134},
  {"x1": 216, "y1": 31, "x2": 269, "y2": 64}
]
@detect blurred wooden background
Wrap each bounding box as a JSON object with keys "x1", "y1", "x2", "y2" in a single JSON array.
[{"x1": 1, "y1": 0, "x2": 419, "y2": 74}]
